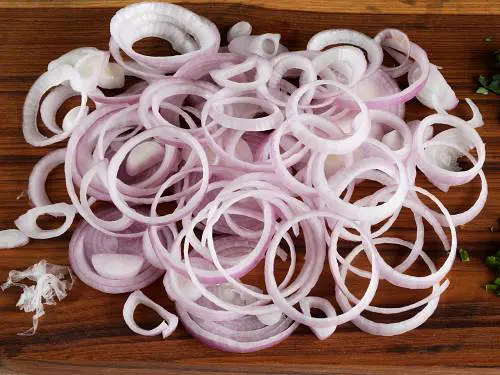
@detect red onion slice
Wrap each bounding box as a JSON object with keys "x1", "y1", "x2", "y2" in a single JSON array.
[
  {"x1": 314, "y1": 140, "x2": 409, "y2": 225},
  {"x1": 229, "y1": 34, "x2": 282, "y2": 58},
  {"x1": 98, "y1": 62, "x2": 125, "y2": 90},
  {"x1": 125, "y1": 140, "x2": 165, "y2": 176},
  {"x1": 265, "y1": 211, "x2": 379, "y2": 329},
  {"x1": 409, "y1": 63, "x2": 458, "y2": 111},
  {"x1": 123, "y1": 290, "x2": 178, "y2": 338},
  {"x1": 307, "y1": 29, "x2": 383, "y2": 79},
  {"x1": 312, "y1": 46, "x2": 367, "y2": 86},
  {"x1": 210, "y1": 56, "x2": 272, "y2": 91},
  {"x1": 0, "y1": 229, "x2": 30, "y2": 249},
  {"x1": 110, "y1": 2, "x2": 220, "y2": 73},
  {"x1": 23, "y1": 65, "x2": 85, "y2": 146},
  {"x1": 227, "y1": 21, "x2": 252, "y2": 43},
  {"x1": 40, "y1": 86, "x2": 79, "y2": 134},
  {"x1": 107, "y1": 127, "x2": 209, "y2": 225},
  {"x1": 336, "y1": 243, "x2": 445, "y2": 336},
  {"x1": 48, "y1": 47, "x2": 100, "y2": 71},
  {"x1": 299, "y1": 296, "x2": 337, "y2": 340},
  {"x1": 91, "y1": 253, "x2": 144, "y2": 280},
  {"x1": 12, "y1": 3, "x2": 489, "y2": 348},
  {"x1": 289, "y1": 112, "x2": 370, "y2": 155},
  {"x1": 177, "y1": 303, "x2": 298, "y2": 353},
  {"x1": 374, "y1": 28, "x2": 412, "y2": 78},
  {"x1": 15, "y1": 203, "x2": 76, "y2": 239},
  {"x1": 414, "y1": 113, "x2": 485, "y2": 187},
  {"x1": 28, "y1": 148, "x2": 67, "y2": 210},
  {"x1": 69, "y1": 211, "x2": 163, "y2": 294}
]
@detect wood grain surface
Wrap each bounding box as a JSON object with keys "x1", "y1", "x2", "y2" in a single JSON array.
[
  {"x1": 0, "y1": 1, "x2": 500, "y2": 374},
  {"x1": 0, "y1": 0, "x2": 498, "y2": 15}
]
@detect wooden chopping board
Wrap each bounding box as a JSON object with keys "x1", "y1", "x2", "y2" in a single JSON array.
[{"x1": 0, "y1": 1, "x2": 499, "y2": 374}]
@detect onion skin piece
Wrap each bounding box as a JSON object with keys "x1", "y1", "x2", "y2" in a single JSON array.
[{"x1": 1, "y1": 259, "x2": 74, "y2": 335}]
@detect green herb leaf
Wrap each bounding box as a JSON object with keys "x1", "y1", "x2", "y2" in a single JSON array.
[
  {"x1": 459, "y1": 248, "x2": 470, "y2": 262},
  {"x1": 485, "y1": 36, "x2": 493, "y2": 43},
  {"x1": 486, "y1": 255, "x2": 500, "y2": 268},
  {"x1": 486, "y1": 252, "x2": 500, "y2": 296},
  {"x1": 479, "y1": 75, "x2": 489, "y2": 87},
  {"x1": 486, "y1": 284, "x2": 498, "y2": 292},
  {"x1": 488, "y1": 80, "x2": 500, "y2": 95},
  {"x1": 477, "y1": 50, "x2": 500, "y2": 96}
]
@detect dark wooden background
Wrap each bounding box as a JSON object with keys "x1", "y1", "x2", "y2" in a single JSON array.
[{"x1": 0, "y1": 1, "x2": 499, "y2": 374}]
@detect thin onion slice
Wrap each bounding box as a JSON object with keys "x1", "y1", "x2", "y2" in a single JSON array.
[{"x1": 123, "y1": 290, "x2": 178, "y2": 338}]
